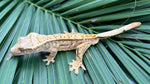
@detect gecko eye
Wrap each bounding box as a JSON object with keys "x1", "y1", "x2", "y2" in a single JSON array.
[{"x1": 19, "y1": 48, "x2": 25, "y2": 51}]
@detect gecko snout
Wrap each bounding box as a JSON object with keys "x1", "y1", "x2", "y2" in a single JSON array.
[
  {"x1": 10, "y1": 46, "x2": 21, "y2": 55},
  {"x1": 7, "y1": 45, "x2": 23, "y2": 61},
  {"x1": 10, "y1": 43, "x2": 24, "y2": 55}
]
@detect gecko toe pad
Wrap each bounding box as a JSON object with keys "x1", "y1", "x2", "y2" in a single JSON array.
[
  {"x1": 43, "y1": 56, "x2": 55, "y2": 65},
  {"x1": 68, "y1": 60, "x2": 86, "y2": 74}
]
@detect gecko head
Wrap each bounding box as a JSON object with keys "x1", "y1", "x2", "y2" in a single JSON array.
[{"x1": 11, "y1": 36, "x2": 34, "y2": 56}]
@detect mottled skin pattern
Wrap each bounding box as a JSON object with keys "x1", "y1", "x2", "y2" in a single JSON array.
[{"x1": 10, "y1": 22, "x2": 141, "y2": 74}]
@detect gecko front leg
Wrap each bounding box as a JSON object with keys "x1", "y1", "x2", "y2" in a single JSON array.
[
  {"x1": 43, "y1": 49, "x2": 58, "y2": 65},
  {"x1": 68, "y1": 42, "x2": 91, "y2": 74}
]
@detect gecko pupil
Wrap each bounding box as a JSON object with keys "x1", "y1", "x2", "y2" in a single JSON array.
[{"x1": 19, "y1": 48, "x2": 25, "y2": 51}]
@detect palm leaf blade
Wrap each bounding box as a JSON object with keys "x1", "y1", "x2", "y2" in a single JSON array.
[
  {"x1": 106, "y1": 40, "x2": 149, "y2": 84},
  {"x1": 0, "y1": 0, "x2": 149, "y2": 84},
  {"x1": 0, "y1": 2, "x2": 25, "y2": 43}
]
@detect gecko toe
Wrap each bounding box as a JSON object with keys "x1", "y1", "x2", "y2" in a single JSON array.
[
  {"x1": 46, "y1": 61, "x2": 50, "y2": 65},
  {"x1": 69, "y1": 67, "x2": 74, "y2": 71},
  {"x1": 81, "y1": 64, "x2": 86, "y2": 70},
  {"x1": 68, "y1": 62, "x2": 73, "y2": 65},
  {"x1": 75, "y1": 68, "x2": 79, "y2": 74},
  {"x1": 43, "y1": 59, "x2": 48, "y2": 62},
  {"x1": 51, "y1": 59, "x2": 55, "y2": 63}
]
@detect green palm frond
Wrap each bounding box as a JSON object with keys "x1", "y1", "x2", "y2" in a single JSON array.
[{"x1": 0, "y1": 0, "x2": 149, "y2": 84}]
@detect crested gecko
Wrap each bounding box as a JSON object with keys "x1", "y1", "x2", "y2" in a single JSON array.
[{"x1": 8, "y1": 22, "x2": 141, "y2": 74}]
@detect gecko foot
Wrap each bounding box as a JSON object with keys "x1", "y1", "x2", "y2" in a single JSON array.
[
  {"x1": 43, "y1": 56, "x2": 55, "y2": 65},
  {"x1": 68, "y1": 60, "x2": 86, "y2": 74}
]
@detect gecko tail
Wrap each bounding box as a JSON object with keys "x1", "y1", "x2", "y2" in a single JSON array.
[
  {"x1": 6, "y1": 53, "x2": 13, "y2": 61},
  {"x1": 96, "y1": 22, "x2": 141, "y2": 38}
]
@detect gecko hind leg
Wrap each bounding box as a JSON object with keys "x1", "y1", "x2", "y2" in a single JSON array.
[
  {"x1": 43, "y1": 51, "x2": 57, "y2": 65},
  {"x1": 68, "y1": 42, "x2": 91, "y2": 74}
]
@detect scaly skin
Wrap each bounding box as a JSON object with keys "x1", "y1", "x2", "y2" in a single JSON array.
[{"x1": 9, "y1": 22, "x2": 141, "y2": 74}]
